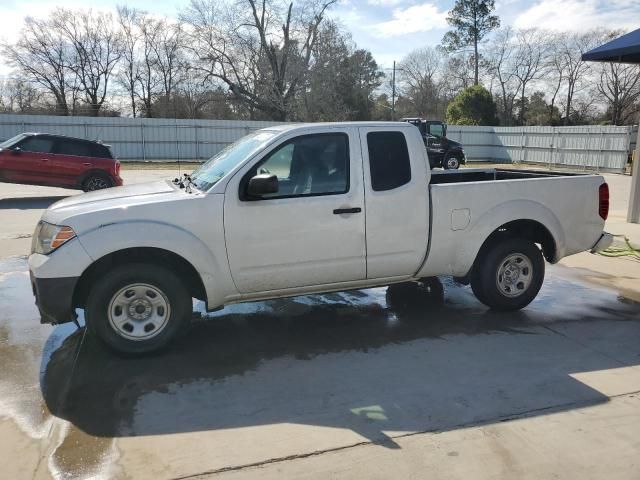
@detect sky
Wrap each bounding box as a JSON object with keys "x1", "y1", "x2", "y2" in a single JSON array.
[{"x1": 0, "y1": 0, "x2": 638, "y2": 74}]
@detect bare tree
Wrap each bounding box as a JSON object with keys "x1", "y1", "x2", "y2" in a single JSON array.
[
  {"x1": 0, "y1": 77, "x2": 43, "y2": 113},
  {"x1": 116, "y1": 6, "x2": 142, "y2": 117},
  {"x1": 483, "y1": 27, "x2": 519, "y2": 125},
  {"x1": 182, "y1": 0, "x2": 337, "y2": 121},
  {"x1": 512, "y1": 29, "x2": 549, "y2": 125},
  {"x1": 1, "y1": 16, "x2": 79, "y2": 115},
  {"x1": 53, "y1": 8, "x2": 123, "y2": 116},
  {"x1": 442, "y1": 53, "x2": 475, "y2": 95},
  {"x1": 152, "y1": 20, "x2": 186, "y2": 101},
  {"x1": 549, "y1": 30, "x2": 604, "y2": 125},
  {"x1": 596, "y1": 61, "x2": 640, "y2": 125},
  {"x1": 399, "y1": 47, "x2": 447, "y2": 118}
]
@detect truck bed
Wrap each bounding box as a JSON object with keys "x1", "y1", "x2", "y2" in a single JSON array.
[
  {"x1": 430, "y1": 168, "x2": 586, "y2": 184},
  {"x1": 420, "y1": 167, "x2": 605, "y2": 279}
]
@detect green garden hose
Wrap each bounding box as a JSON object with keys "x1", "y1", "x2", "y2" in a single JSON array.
[{"x1": 597, "y1": 235, "x2": 640, "y2": 260}]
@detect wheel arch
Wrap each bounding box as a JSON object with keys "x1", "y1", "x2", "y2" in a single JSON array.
[
  {"x1": 451, "y1": 199, "x2": 565, "y2": 280},
  {"x1": 73, "y1": 247, "x2": 207, "y2": 310},
  {"x1": 473, "y1": 219, "x2": 558, "y2": 267},
  {"x1": 77, "y1": 169, "x2": 115, "y2": 189}
]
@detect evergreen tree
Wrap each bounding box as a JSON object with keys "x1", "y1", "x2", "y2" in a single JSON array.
[
  {"x1": 446, "y1": 85, "x2": 499, "y2": 125},
  {"x1": 441, "y1": 0, "x2": 500, "y2": 86}
]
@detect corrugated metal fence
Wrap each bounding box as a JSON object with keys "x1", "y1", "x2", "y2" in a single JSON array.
[
  {"x1": 0, "y1": 114, "x2": 282, "y2": 161},
  {"x1": 448, "y1": 125, "x2": 636, "y2": 172},
  {"x1": 0, "y1": 114, "x2": 635, "y2": 171}
]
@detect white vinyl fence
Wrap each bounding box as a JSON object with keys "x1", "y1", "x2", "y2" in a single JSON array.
[{"x1": 0, "y1": 114, "x2": 635, "y2": 172}]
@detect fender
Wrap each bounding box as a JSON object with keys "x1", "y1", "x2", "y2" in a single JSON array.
[
  {"x1": 453, "y1": 199, "x2": 566, "y2": 277},
  {"x1": 77, "y1": 220, "x2": 233, "y2": 308}
]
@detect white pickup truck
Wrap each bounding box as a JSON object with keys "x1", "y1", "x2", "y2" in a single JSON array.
[{"x1": 29, "y1": 122, "x2": 613, "y2": 354}]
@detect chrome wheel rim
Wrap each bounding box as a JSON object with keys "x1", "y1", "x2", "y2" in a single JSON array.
[
  {"x1": 86, "y1": 177, "x2": 110, "y2": 190},
  {"x1": 496, "y1": 253, "x2": 533, "y2": 298},
  {"x1": 447, "y1": 157, "x2": 459, "y2": 169},
  {"x1": 108, "y1": 283, "x2": 171, "y2": 340}
]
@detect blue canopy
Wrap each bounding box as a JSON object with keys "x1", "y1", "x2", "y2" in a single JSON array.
[{"x1": 582, "y1": 28, "x2": 640, "y2": 63}]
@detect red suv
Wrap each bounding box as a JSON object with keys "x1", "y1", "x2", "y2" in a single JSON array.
[{"x1": 0, "y1": 133, "x2": 123, "y2": 191}]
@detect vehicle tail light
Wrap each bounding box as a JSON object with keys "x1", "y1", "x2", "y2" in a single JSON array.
[
  {"x1": 115, "y1": 160, "x2": 121, "y2": 175},
  {"x1": 599, "y1": 183, "x2": 609, "y2": 220}
]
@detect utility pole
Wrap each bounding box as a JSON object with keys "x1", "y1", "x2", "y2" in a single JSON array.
[{"x1": 391, "y1": 61, "x2": 396, "y2": 121}]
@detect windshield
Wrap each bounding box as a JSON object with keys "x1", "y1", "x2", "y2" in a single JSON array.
[
  {"x1": 0, "y1": 134, "x2": 27, "y2": 149},
  {"x1": 190, "y1": 131, "x2": 276, "y2": 191}
]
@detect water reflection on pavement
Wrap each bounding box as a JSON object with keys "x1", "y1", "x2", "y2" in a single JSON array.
[{"x1": 1, "y1": 257, "x2": 639, "y2": 479}]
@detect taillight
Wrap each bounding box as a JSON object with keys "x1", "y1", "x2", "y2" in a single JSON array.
[
  {"x1": 599, "y1": 183, "x2": 609, "y2": 220},
  {"x1": 115, "y1": 160, "x2": 120, "y2": 175}
]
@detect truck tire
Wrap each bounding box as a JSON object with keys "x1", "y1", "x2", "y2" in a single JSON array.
[
  {"x1": 443, "y1": 155, "x2": 461, "y2": 170},
  {"x1": 85, "y1": 263, "x2": 192, "y2": 354},
  {"x1": 470, "y1": 238, "x2": 544, "y2": 311},
  {"x1": 82, "y1": 173, "x2": 113, "y2": 192}
]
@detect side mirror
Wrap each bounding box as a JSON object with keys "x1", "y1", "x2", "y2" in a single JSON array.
[
  {"x1": 11, "y1": 146, "x2": 22, "y2": 154},
  {"x1": 247, "y1": 173, "x2": 278, "y2": 197}
]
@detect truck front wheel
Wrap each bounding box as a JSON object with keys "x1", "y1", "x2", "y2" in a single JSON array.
[
  {"x1": 444, "y1": 155, "x2": 461, "y2": 170},
  {"x1": 85, "y1": 263, "x2": 192, "y2": 354},
  {"x1": 470, "y1": 238, "x2": 544, "y2": 311}
]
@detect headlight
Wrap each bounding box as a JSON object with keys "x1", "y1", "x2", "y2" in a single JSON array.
[{"x1": 32, "y1": 222, "x2": 77, "y2": 254}]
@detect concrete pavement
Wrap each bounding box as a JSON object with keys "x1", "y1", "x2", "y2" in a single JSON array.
[{"x1": 0, "y1": 167, "x2": 638, "y2": 479}]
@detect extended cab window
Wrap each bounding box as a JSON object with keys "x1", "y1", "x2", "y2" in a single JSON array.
[
  {"x1": 367, "y1": 131, "x2": 411, "y2": 191},
  {"x1": 244, "y1": 133, "x2": 349, "y2": 199},
  {"x1": 19, "y1": 137, "x2": 54, "y2": 154}
]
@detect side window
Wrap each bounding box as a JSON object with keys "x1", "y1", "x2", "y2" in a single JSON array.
[
  {"x1": 90, "y1": 143, "x2": 112, "y2": 158},
  {"x1": 428, "y1": 123, "x2": 445, "y2": 138},
  {"x1": 55, "y1": 140, "x2": 91, "y2": 157},
  {"x1": 243, "y1": 133, "x2": 349, "y2": 199},
  {"x1": 18, "y1": 137, "x2": 54, "y2": 154},
  {"x1": 367, "y1": 131, "x2": 411, "y2": 191}
]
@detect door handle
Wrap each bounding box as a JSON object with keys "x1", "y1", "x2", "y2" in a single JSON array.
[
  {"x1": 41, "y1": 158, "x2": 50, "y2": 162},
  {"x1": 333, "y1": 207, "x2": 362, "y2": 215}
]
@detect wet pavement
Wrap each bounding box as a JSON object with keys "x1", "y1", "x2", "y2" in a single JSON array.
[{"x1": 0, "y1": 256, "x2": 639, "y2": 479}]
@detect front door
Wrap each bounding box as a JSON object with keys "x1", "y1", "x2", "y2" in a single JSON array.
[
  {"x1": 224, "y1": 130, "x2": 366, "y2": 294},
  {"x1": 2, "y1": 136, "x2": 56, "y2": 184}
]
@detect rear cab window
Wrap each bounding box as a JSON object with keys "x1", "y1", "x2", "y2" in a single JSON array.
[{"x1": 366, "y1": 131, "x2": 411, "y2": 191}]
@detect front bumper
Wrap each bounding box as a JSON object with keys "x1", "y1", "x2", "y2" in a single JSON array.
[
  {"x1": 30, "y1": 272, "x2": 78, "y2": 324},
  {"x1": 591, "y1": 232, "x2": 614, "y2": 254}
]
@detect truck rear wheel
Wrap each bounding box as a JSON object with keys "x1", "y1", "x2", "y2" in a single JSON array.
[
  {"x1": 470, "y1": 238, "x2": 544, "y2": 311},
  {"x1": 85, "y1": 263, "x2": 192, "y2": 354},
  {"x1": 82, "y1": 173, "x2": 113, "y2": 192}
]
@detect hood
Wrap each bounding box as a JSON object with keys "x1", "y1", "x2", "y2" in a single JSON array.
[
  {"x1": 446, "y1": 138, "x2": 463, "y2": 149},
  {"x1": 42, "y1": 180, "x2": 191, "y2": 227},
  {"x1": 49, "y1": 181, "x2": 176, "y2": 211}
]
